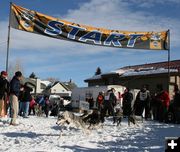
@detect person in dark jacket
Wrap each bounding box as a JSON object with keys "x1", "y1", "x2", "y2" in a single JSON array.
[
  {"x1": 0, "y1": 71, "x2": 9, "y2": 117},
  {"x1": 9, "y1": 71, "x2": 22, "y2": 125},
  {"x1": 88, "y1": 97, "x2": 94, "y2": 109},
  {"x1": 154, "y1": 84, "x2": 170, "y2": 122},
  {"x1": 20, "y1": 84, "x2": 33, "y2": 118},
  {"x1": 18, "y1": 85, "x2": 25, "y2": 116},
  {"x1": 134, "y1": 85, "x2": 150, "y2": 119},
  {"x1": 44, "y1": 96, "x2": 50, "y2": 117},
  {"x1": 122, "y1": 88, "x2": 133, "y2": 117},
  {"x1": 173, "y1": 84, "x2": 180, "y2": 123},
  {"x1": 102, "y1": 88, "x2": 117, "y2": 123}
]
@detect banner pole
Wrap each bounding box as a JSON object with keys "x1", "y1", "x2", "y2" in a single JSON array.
[
  {"x1": 6, "y1": 2, "x2": 12, "y2": 72},
  {"x1": 167, "y1": 29, "x2": 170, "y2": 93}
]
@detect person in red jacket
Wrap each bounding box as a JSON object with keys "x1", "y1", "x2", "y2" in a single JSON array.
[
  {"x1": 155, "y1": 84, "x2": 170, "y2": 122},
  {"x1": 96, "y1": 92, "x2": 104, "y2": 111},
  {"x1": 29, "y1": 97, "x2": 36, "y2": 115}
]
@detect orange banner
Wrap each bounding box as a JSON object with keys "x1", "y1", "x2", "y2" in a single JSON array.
[{"x1": 10, "y1": 4, "x2": 169, "y2": 50}]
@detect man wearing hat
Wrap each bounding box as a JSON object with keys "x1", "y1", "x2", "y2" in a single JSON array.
[
  {"x1": 9, "y1": 71, "x2": 23, "y2": 125},
  {"x1": 0, "y1": 71, "x2": 9, "y2": 117}
]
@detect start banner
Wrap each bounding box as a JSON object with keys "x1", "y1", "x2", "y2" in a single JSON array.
[{"x1": 10, "y1": 4, "x2": 169, "y2": 50}]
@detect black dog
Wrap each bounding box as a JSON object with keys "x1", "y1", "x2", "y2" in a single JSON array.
[
  {"x1": 113, "y1": 108, "x2": 123, "y2": 126},
  {"x1": 128, "y1": 115, "x2": 136, "y2": 126},
  {"x1": 82, "y1": 109, "x2": 104, "y2": 129}
]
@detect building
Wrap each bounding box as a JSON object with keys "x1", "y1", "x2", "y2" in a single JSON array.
[
  {"x1": 23, "y1": 78, "x2": 77, "y2": 99},
  {"x1": 85, "y1": 60, "x2": 180, "y2": 99},
  {"x1": 43, "y1": 81, "x2": 72, "y2": 99}
]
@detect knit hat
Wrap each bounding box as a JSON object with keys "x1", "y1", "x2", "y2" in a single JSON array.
[
  {"x1": 15, "y1": 71, "x2": 22, "y2": 77},
  {"x1": 1, "y1": 71, "x2": 8, "y2": 76}
]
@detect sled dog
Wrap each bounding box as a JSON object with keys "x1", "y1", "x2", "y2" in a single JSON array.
[
  {"x1": 56, "y1": 110, "x2": 103, "y2": 133},
  {"x1": 56, "y1": 111, "x2": 87, "y2": 129},
  {"x1": 82, "y1": 109, "x2": 104, "y2": 129},
  {"x1": 128, "y1": 114, "x2": 143, "y2": 126},
  {"x1": 113, "y1": 105, "x2": 123, "y2": 126}
]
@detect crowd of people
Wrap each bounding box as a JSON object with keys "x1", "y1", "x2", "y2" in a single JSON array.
[
  {"x1": 0, "y1": 70, "x2": 180, "y2": 126},
  {"x1": 92, "y1": 84, "x2": 180, "y2": 124},
  {"x1": 0, "y1": 70, "x2": 23, "y2": 125},
  {"x1": 0, "y1": 70, "x2": 61, "y2": 126}
]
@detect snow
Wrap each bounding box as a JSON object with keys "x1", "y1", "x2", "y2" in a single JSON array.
[
  {"x1": 121, "y1": 68, "x2": 178, "y2": 77},
  {"x1": 0, "y1": 115, "x2": 180, "y2": 152},
  {"x1": 85, "y1": 67, "x2": 178, "y2": 81},
  {"x1": 40, "y1": 80, "x2": 51, "y2": 86}
]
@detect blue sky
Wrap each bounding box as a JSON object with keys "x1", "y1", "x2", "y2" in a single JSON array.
[{"x1": 0, "y1": 0, "x2": 180, "y2": 87}]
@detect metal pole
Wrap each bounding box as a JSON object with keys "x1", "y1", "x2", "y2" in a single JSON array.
[
  {"x1": 167, "y1": 29, "x2": 170, "y2": 92},
  {"x1": 6, "y1": 2, "x2": 12, "y2": 72}
]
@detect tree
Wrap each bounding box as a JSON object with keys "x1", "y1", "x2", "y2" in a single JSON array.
[
  {"x1": 29, "y1": 72, "x2": 37, "y2": 79},
  {"x1": 95, "y1": 67, "x2": 102, "y2": 75},
  {"x1": 8, "y1": 59, "x2": 24, "y2": 79}
]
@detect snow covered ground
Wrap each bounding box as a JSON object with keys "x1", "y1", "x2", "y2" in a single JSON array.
[{"x1": 0, "y1": 115, "x2": 180, "y2": 152}]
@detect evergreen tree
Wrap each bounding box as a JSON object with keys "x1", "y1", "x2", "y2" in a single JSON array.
[{"x1": 95, "y1": 67, "x2": 102, "y2": 75}]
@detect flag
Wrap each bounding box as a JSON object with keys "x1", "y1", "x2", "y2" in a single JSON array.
[{"x1": 10, "y1": 3, "x2": 169, "y2": 50}]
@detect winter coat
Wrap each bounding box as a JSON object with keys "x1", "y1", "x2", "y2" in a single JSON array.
[
  {"x1": 104, "y1": 91, "x2": 117, "y2": 107},
  {"x1": 0, "y1": 76, "x2": 9, "y2": 99},
  {"x1": 29, "y1": 99, "x2": 36, "y2": 108},
  {"x1": 10, "y1": 76, "x2": 21, "y2": 97},
  {"x1": 155, "y1": 91, "x2": 170, "y2": 108},
  {"x1": 38, "y1": 96, "x2": 45, "y2": 106},
  {"x1": 22, "y1": 86, "x2": 33, "y2": 102},
  {"x1": 96, "y1": 95, "x2": 104, "y2": 105},
  {"x1": 122, "y1": 91, "x2": 133, "y2": 104},
  {"x1": 136, "y1": 90, "x2": 150, "y2": 103},
  {"x1": 173, "y1": 90, "x2": 180, "y2": 107}
]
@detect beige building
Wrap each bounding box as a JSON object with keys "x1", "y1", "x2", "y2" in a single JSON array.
[
  {"x1": 23, "y1": 78, "x2": 77, "y2": 99},
  {"x1": 85, "y1": 60, "x2": 180, "y2": 100}
]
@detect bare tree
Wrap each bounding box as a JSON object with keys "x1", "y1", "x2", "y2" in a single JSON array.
[{"x1": 8, "y1": 59, "x2": 24, "y2": 79}]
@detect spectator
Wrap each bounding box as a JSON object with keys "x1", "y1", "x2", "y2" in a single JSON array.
[
  {"x1": 154, "y1": 84, "x2": 170, "y2": 122},
  {"x1": 38, "y1": 95, "x2": 45, "y2": 115},
  {"x1": 29, "y1": 97, "x2": 36, "y2": 115},
  {"x1": 122, "y1": 88, "x2": 133, "y2": 117},
  {"x1": 0, "y1": 71, "x2": 9, "y2": 117},
  {"x1": 173, "y1": 84, "x2": 180, "y2": 124},
  {"x1": 9, "y1": 71, "x2": 23, "y2": 125},
  {"x1": 18, "y1": 85, "x2": 25, "y2": 116},
  {"x1": 87, "y1": 97, "x2": 94, "y2": 109},
  {"x1": 96, "y1": 92, "x2": 104, "y2": 111},
  {"x1": 102, "y1": 88, "x2": 117, "y2": 123},
  {"x1": 21, "y1": 84, "x2": 33, "y2": 118},
  {"x1": 151, "y1": 93, "x2": 160, "y2": 121},
  {"x1": 134, "y1": 85, "x2": 151, "y2": 119},
  {"x1": 44, "y1": 96, "x2": 50, "y2": 117}
]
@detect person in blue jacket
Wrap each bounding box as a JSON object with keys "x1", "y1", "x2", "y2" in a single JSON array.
[{"x1": 9, "y1": 71, "x2": 23, "y2": 125}]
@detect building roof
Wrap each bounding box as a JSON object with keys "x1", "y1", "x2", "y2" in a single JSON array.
[
  {"x1": 46, "y1": 81, "x2": 76, "y2": 91},
  {"x1": 85, "y1": 60, "x2": 180, "y2": 82},
  {"x1": 63, "y1": 81, "x2": 77, "y2": 90},
  {"x1": 120, "y1": 59, "x2": 180, "y2": 71}
]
